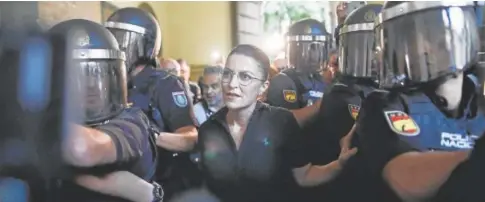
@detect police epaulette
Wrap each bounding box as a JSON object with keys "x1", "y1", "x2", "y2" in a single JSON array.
[
  {"x1": 162, "y1": 73, "x2": 172, "y2": 80},
  {"x1": 333, "y1": 83, "x2": 348, "y2": 87}
]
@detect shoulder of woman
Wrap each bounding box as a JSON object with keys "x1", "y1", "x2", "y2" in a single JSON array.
[{"x1": 263, "y1": 104, "x2": 294, "y2": 119}]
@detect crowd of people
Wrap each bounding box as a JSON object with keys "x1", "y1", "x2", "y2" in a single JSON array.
[{"x1": 1, "y1": 1, "x2": 485, "y2": 202}]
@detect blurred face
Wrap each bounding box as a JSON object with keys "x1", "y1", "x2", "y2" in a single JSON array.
[
  {"x1": 201, "y1": 73, "x2": 223, "y2": 106},
  {"x1": 81, "y1": 62, "x2": 110, "y2": 118},
  {"x1": 435, "y1": 73, "x2": 464, "y2": 111},
  {"x1": 273, "y1": 58, "x2": 288, "y2": 71},
  {"x1": 321, "y1": 53, "x2": 338, "y2": 82},
  {"x1": 336, "y1": 2, "x2": 348, "y2": 23},
  {"x1": 222, "y1": 54, "x2": 269, "y2": 110},
  {"x1": 162, "y1": 59, "x2": 181, "y2": 77},
  {"x1": 180, "y1": 61, "x2": 191, "y2": 81}
]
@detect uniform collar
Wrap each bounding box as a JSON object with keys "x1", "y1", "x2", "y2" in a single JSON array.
[
  {"x1": 211, "y1": 101, "x2": 266, "y2": 123},
  {"x1": 131, "y1": 66, "x2": 169, "y2": 89}
]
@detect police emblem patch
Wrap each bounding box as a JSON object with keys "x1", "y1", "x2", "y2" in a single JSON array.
[
  {"x1": 348, "y1": 104, "x2": 360, "y2": 120},
  {"x1": 383, "y1": 110, "x2": 420, "y2": 136},
  {"x1": 283, "y1": 90, "x2": 297, "y2": 103},
  {"x1": 364, "y1": 10, "x2": 377, "y2": 21},
  {"x1": 73, "y1": 30, "x2": 90, "y2": 47},
  {"x1": 172, "y1": 91, "x2": 188, "y2": 107}
]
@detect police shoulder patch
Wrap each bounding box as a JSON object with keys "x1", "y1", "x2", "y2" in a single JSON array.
[
  {"x1": 283, "y1": 90, "x2": 297, "y2": 103},
  {"x1": 172, "y1": 91, "x2": 188, "y2": 107},
  {"x1": 348, "y1": 104, "x2": 360, "y2": 120},
  {"x1": 383, "y1": 110, "x2": 420, "y2": 136}
]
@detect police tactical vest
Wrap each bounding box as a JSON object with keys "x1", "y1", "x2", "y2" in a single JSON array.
[
  {"x1": 386, "y1": 91, "x2": 485, "y2": 151},
  {"x1": 128, "y1": 69, "x2": 167, "y2": 131},
  {"x1": 284, "y1": 69, "x2": 326, "y2": 108}
]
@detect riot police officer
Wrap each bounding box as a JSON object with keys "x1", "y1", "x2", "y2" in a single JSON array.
[
  {"x1": 355, "y1": 1, "x2": 485, "y2": 201},
  {"x1": 46, "y1": 19, "x2": 160, "y2": 202},
  {"x1": 104, "y1": 7, "x2": 199, "y2": 200},
  {"x1": 334, "y1": 2, "x2": 366, "y2": 47},
  {"x1": 266, "y1": 19, "x2": 330, "y2": 109},
  {"x1": 304, "y1": 4, "x2": 382, "y2": 202}
]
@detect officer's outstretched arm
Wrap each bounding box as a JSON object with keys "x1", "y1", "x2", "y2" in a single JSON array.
[
  {"x1": 62, "y1": 124, "x2": 117, "y2": 167},
  {"x1": 75, "y1": 171, "x2": 156, "y2": 202},
  {"x1": 278, "y1": 109, "x2": 356, "y2": 186},
  {"x1": 63, "y1": 112, "x2": 149, "y2": 167},
  {"x1": 155, "y1": 78, "x2": 198, "y2": 152},
  {"x1": 266, "y1": 74, "x2": 300, "y2": 109},
  {"x1": 357, "y1": 93, "x2": 470, "y2": 202},
  {"x1": 157, "y1": 126, "x2": 198, "y2": 152},
  {"x1": 293, "y1": 126, "x2": 357, "y2": 187},
  {"x1": 383, "y1": 151, "x2": 469, "y2": 202}
]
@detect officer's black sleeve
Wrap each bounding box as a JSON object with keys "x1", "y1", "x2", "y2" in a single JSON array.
[
  {"x1": 95, "y1": 108, "x2": 151, "y2": 164},
  {"x1": 156, "y1": 77, "x2": 195, "y2": 131},
  {"x1": 432, "y1": 136, "x2": 485, "y2": 202},
  {"x1": 356, "y1": 92, "x2": 416, "y2": 174},
  {"x1": 306, "y1": 91, "x2": 355, "y2": 165},
  {"x1": 279, "y1": 109, "x2": 310, "y2": 168},
  {"x1": 266, "y1": 74, "x2": 300, "y2": 109}
]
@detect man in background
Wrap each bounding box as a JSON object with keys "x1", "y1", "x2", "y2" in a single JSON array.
[
  {"x1": 192, "y1": 65, "x2": 224, "y2": 126},
  {"x1": 177, "y1": 59, "x2": 202, "y2": 104},
  {"x1": 161, "y1": 58, "x2": 181, "y2": 76}
]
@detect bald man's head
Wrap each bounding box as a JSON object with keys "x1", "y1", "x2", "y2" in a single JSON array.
[
  {"x1": 161, "y1": 58, "x2": 181, "y2": 76},
  {"x1": 273, "y1": 55, "x2": 288, "y2": 71}
]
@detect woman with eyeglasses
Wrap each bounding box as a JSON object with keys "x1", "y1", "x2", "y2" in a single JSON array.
[{"x1": 196, "y1": 44, "x2": 357, "y2": 202}]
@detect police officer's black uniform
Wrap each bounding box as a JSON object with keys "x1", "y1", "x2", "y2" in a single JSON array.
[
  {"x1": 45, "y1": 19, "x2": 159, "y2": 202},
  {"x1": 356, "y1": 2, "x2": 485, "y2": 201},
  {"x1": 105, "y1": 8, "x2": 199, "y2": 200},
  {"x1": 304, "y1": 4, "x2": 382, "y2": 202},
  {"x1": 266, "y1": 19, "x2": 330, "y2": 109}
]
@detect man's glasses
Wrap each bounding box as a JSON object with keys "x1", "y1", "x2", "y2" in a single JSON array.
[{"x1": 221, "y1": 69, "x2": 265, "y2": 86}]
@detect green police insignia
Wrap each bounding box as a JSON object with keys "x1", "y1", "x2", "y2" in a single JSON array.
[
  {"x1": 364, "y1": 10, "x2": 377, "y2": 22},
  {"x1": 172, "y1": 91, "x2": 188, "y2": 107}
]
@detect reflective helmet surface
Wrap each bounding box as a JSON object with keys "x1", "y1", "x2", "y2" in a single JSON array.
[
  {"x1": 48, "y1": 19, "x2": 127, "y2": 124},
  {"x1": 286, "y1": 18, "x2": 330, "y2": 72},
  {"x1": 339, "y1": 4, "x2": 382, "y2": 79},
  {"x1": 375, "y1": 1, "x2": 480, "y2": 89},
  {"x1": 105, "y1": 7, "x2": 162, "y2": 73},
  {"x1": 476, "y1": 1, "x2": 485, "y2": 63}
]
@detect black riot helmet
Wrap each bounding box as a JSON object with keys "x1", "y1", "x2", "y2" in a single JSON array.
[
  {"x1": 48, "y1": 19, "x2": 127, "y2": 124},
  {"x1": 339, "y1": 4, "x2": 382, "y2": 80},
  {"x1": 374, "y1": 1, "x2": 480, "y2": 89},
  {"x1": 286, "y1": 19, "x2": 330, "y2": 73},
  {"x1": 105, "y1": 7, "x2": 162, "y2": 74},
  {"x1": 474, "y1": 1, "x2": 485, "y2": 99}
]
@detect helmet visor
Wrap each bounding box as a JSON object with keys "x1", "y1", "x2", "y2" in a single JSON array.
[
  {"x1": 339, "y1": 30, "x2": 374, "y2": 78},
  {"x1": 376, "y1": 7, "x2": 479, "y2": 88}
]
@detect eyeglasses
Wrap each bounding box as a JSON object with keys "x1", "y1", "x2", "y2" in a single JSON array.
[{"x1": 221, "y1": 69, "x2": 265, "y2": 86}]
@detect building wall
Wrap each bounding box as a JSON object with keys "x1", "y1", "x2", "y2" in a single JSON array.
[
  {"x1": 37, "y1": 2, "x2": 101, "y2": 27},
  {"x1": 0, "y1": 1, "x2": 237, "y2": 81}
]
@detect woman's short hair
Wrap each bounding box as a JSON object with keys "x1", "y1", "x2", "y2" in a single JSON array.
[{"x1": 227, "y1": 44, "x2": 270, "y2": 80}]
